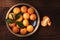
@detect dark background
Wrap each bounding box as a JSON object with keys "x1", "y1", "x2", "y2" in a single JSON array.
[{"x1": 0, "y1": 0, "x2": 60, "y2": 40}]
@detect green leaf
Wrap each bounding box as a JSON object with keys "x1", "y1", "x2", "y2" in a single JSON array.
[
  {"x1": 15, "y1": 12, "x2": 22, "y2": 20},
  {"x1": 11, "y1": 13, "x2": 15, "y2": 19},
  {"x1": 6, "y1": 19, "x2": 14, "y2": 23},
  {"x1": 16, "y1": 22, "x2": 24, "y2": 28}
]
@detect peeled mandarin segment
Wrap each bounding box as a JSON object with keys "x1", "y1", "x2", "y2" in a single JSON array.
[
  {"x1": 41, "y1": 16, "x2": 51, "y2": 27},
  {"x1": 9, "y1": 23, "x2": 16, "y2": 27},
  {"x1": 43, "y1": 17, "x2": 49, "y2": 23},
  {"x1": 23, "y1": 13, "x2": 30, "y2": 19},
  {"x1": 13, "y1": 7, "x2": 20, "y2": 14},
  {"x1": 48, "y1": 21, "x2": 51, "y2": 26},
  {"x1": 41, "y1": 21, "x2": 47, "y2": 27},
  {"x1": 43, "y1": 16, "x2": 48, "y2": 20},
  {"x1": 28, "y1": 7, "x2": 34, "y2": 14},
  {"x1": 27, "y1": 25, "x2": 34, "y2": 32},
  {"x1": 41, "y1": 20, "x2": 48, "y2": 27},
  {"x1": 43, "y1": 16, "x2": 51, "y2": 26},
  {"x1": 21, "y1": 6, "x2": 27, "y2": 13},
  {"x1": 20, "y1": 28, "x2": 27, "y2": 35},
  {"x1": 16, "y1": 15, "x2": 23, "y2": 22},
  {"x1": 23, "y1": 19, "x2": 29, "y2": 26},
  {"x1": 8, "y1": 13, "x2": 13, "y2": 20},
  {"x1": 43, "y1": 16, "x2": 50, "y2": 21},
  {"x1": 12, "y1": 27, "x2": 19, "y2": 33},
  {"x1": 30, "y1": 14, "x2": 36, "y2": 20}
]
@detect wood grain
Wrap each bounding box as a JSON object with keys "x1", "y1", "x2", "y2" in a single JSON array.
[{"x1": 0, "y1": 0, "x2": 60, "y2": 40}]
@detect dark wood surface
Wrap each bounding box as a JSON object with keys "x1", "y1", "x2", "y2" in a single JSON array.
[{"x1": 0, "y1": 0, "x2": 60, "y2": 40}]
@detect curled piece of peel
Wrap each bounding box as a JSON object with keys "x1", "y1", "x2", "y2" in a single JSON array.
[{"x1": 41, "y1": 16, "x2": 51, "y2": 27}]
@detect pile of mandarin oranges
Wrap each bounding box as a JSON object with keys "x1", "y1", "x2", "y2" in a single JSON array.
[{"x1": 7, "y1": 6, "x2": 37, "y2": 35}]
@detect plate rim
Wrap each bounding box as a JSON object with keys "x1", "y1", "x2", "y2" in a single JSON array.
[{"x1": 5, "y1": 3, "x2": 40, "y2": 37}]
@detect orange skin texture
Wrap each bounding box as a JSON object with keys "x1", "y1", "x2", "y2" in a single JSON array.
[
  {"x1": 7, "y1": 6, "x2": 38, "y2": 35},
  {"x1": 28, "y1": 7, "x2": 34, "y2": 14},
  {"x1": 13, "y1": 7, "x2": 20, "y2": 14},
  {"x1": 23, "y1": 19, "x2": 29, "y2": 27},
  {"x1": 20, "y1": 28, "x2": 27, "y2": 35},
  {"x1": 9, "y1": 23, "x2": 16, "y2": 28},
  {"x1": 12, "y1": 26, "x2": 19, "y2": 33},
  {"x1": 8, "y1": 13, "x2": 13, "y2": 20},
  {"x1": 30, "y1": 14, "x2": 36, "y2": 20},
  {"x1": 21, "y1": 6, "x2": 27, "y2": 13},
  {"x1": 16, "y1": 15, "x2": 23, "y2": 22},
  {"x1": 23, "y1": 13, "x2": 30, "y2": 19},
  {"x1": 27, "y1": 25, "x2": 34, "y2": 32}
]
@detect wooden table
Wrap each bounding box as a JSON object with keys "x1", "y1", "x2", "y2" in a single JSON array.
[{"x1": 0, "y1": 0, "x2": 60, "y2": 40}]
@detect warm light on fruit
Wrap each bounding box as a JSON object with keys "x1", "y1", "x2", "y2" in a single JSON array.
[
  {"x1": 48, "y1": 21, "x2": 51, "y2": 26},
  {"x1": 41, "y1": 21, "x2": 47, "y2": 27},
  {"x1": 28, "y1": 7, "x2": 34, "y2": 14},
  {"x1": 23, "y1": 13, "x2": 30, "y2": 19},
  {"x1": 30, "y1": 14, "x2": 36, "y2": 20},
  {"x1": 16, "y1": 15, "x2": 23, "y2": 22},
  {"x1": 13, "y1": 7, "x2": 20, "y2": 14},
  {"x1": 41, "y1": 16, "x2": 51, "y2": 27},
  {"x1": 9, "y1": 23, "x2": 16, "y2": 28},
  {"x1": 8, "y1": 13, "x2": 13, "y2": 20},
  {"x1": 23, "y1": 19, "x2": 29, "y2": 27},
  {"x1": 27, "y1": 25, "x2": 34, "y2": 32},
  {"x1": 6, "y1": 4, "x2": 39, "y2": 36},
  {"x1": 12, "y1": 26, "x2": 19, "y2": 33},
  {"x1": 20, "y1": 28, "x2": 27, "y2": 35},
  {"x1": 21, "y1": 6, "x2": 27, "y2": 13}
]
